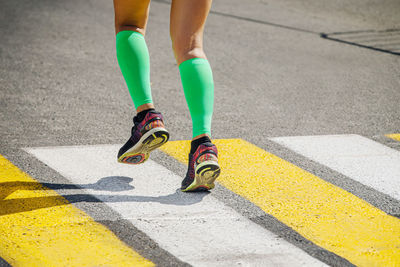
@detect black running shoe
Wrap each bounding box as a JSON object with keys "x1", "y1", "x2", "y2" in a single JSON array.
[
  {"x1": 117, "y1": 111, "x2": 169, "y2": 164},
  {"x1": 181, "y1": 142, "x2": 221, "y2": 192}
]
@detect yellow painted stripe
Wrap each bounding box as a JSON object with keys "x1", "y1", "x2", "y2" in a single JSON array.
[
  {"x1": 0, "y1": 154, "x2": 153, "y2": 267},
  {"x1": 160, "y1": 139, "x2": 400, "y2": 266},
  {"x1": 386, "y1": 133, "x2": 400, "y2": 142}
]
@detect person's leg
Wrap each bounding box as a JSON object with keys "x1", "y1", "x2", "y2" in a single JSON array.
[
  {"x1": 170, "y1": 0, "x2": 213, "y2": 142},
  {"x1": 114, "y1": 0, "x2": 154, "y2": 113},
  {"x1": 170, "y1": 0, "x2": 220, "y2": 192},
  {"x1": 115, "y1": 0, "x2": 169, "y2": 164}
]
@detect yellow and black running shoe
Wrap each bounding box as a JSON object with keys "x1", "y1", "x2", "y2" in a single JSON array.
[
  {"x1": 181, "y1": 142, "x2": 221, "y2": 192},
  {"x1": 118, "y1": 111, "x2": 169, "y2": 164}
]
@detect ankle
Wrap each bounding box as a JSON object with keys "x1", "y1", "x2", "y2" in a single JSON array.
[{"x1": 136, "y1": 103, "x2": 154, "y2": 113}]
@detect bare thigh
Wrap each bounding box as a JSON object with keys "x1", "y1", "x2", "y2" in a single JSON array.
[
  {"x1": 170, "y1": 0, "x2": 212, "y2": 65},
  {"x1": 113, "y1": 0, "x2": 151, "y2": 35}
]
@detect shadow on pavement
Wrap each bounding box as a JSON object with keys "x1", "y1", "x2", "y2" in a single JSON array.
[{"x1": 0, "y1": 176, "x2": 209, "y2": 216}]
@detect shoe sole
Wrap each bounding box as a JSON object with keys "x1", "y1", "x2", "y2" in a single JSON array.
[
  {"x1": 118, "y1": 127, "x2": 169, "y2": 165},
  {"x1": 182, "y1": 161, "x2": 221, "y2": 192}
]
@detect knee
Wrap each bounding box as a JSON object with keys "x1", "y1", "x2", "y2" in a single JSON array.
[
  {"x1": 115, "y1": 24, "x2": 146, "y2": 36},
  {"x1": 171, "y1": 35, "x2": 206, "y2": 65}
]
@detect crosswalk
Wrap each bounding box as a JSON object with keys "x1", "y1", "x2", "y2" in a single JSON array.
[
  {"x1": 271, "y1": 134, "x2": 400, "y2": 201},
  {"x1": 23, "y1": 145, "x2": 325, "y2": 267},
  {"x1": 1, "y1": 133, "x2": 400, "y2": 266}
]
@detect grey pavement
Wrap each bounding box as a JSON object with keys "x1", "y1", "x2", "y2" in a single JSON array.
[{"x1": 1, "y1": 0, "x2": 399, "y2": 266}]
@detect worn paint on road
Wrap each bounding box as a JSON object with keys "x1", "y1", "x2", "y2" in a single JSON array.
[
  {"x1": 387, "y1": 133, "x2": 400, "y2": 142},
  {"x1": 160, "y1": 138, "x2": 400, "y2": 267},
  {"x1": 0, "y1": 154, "x2": 153, "y2": 267}
]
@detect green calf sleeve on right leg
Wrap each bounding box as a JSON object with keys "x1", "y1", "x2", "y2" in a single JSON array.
[
  {"x1": 179, "y1": 58, "x2": 214, "y2": 138},
  {"x1": 116, "y1": 31, "x2": 153, "y2": 109}
]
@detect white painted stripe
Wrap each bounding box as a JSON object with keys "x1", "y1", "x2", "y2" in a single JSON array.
[
  {"x1": 26, "y1": 145, "x2": 324, "y2": 267},
  {"x1": 271, "y1": 134, "x2": 400, "y2": 201}
]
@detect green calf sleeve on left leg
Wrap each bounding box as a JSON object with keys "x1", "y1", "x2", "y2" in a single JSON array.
[
  {"x1": 179, "y1": 58, "x2": 214, "y2": 138},
  {"x1": 116, "y1": 31, "x2": 153, "y2": 109}
]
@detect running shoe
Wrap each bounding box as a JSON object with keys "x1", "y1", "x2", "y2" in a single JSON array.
[
  {"x1": 181, "y1": 142, "x2": 221, "y2": 192},
  {"x1": 117, "y1": 111, "x2": 169, "y2": 164}
]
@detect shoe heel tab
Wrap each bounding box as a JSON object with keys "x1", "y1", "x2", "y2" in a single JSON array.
[
  {"x1": 146, "y1": 111, "x2": 164, "y2": 121},
  {"x1": 198, "y1": 142, "x2": 218, "y2": 155}
]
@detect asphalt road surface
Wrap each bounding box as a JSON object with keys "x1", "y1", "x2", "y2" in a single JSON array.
[{"x1": 1, "y1": 0, "x2": 400, "y2": 266}]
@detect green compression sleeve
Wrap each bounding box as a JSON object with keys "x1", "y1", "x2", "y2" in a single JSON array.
[
  {"x1": 179, "y1": 58, "x2": 214, "y2": 138},
  {"x1": 116, "y1": 31, "x2": 153, "y2": 108}
]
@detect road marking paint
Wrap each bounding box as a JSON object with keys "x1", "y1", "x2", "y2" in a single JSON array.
[
  {"x1": 0, "y1": 154, "x2": 153, "y2": 267},
  {"x1": 272, "y1": 134, "x2": 400, "y2": 201},
  {"x1": 387, "y1": 133, "x2": 400, "y2": 142},
  {"x1": 0, "y1": 154, "x2": 153, "y2": 266},
  {"x1": 160, "y1": 139, "x2": 400, "y2": 267},
  {"x1": 26, "y1": 145, "x2": 325, "y2": 267}
]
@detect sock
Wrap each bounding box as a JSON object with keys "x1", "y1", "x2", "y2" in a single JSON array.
[
  {"x1": 116, "y1": 31, "x2": 153, "y2": 109},
  {"x1": 135, "y1": 108, "x2": 155, "y2": 123},
  {"x1": 179, "y1": 58, "x2": 214, "y2": 138},
  {"x1": 190, "y1": 136, "x2": 211, "y2": 154}
]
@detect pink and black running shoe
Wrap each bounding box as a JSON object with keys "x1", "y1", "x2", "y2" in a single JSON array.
[
  {"x1": 118, "y1": 111, "x2": 169, "y2": 164},
  {"x1": 181, "y1": 142, "x2": 221, "y2": 192}
]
